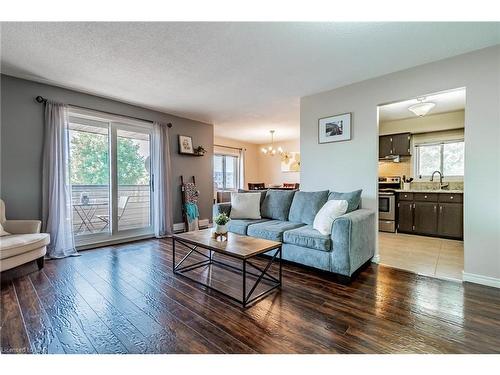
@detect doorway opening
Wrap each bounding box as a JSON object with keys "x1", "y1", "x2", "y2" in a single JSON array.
[{"x1": 377, "y1": 88, "x2": 465, "y2": 281}]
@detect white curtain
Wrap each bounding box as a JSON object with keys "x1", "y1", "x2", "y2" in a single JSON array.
[
  {"x1": 42, "y1": 102, "x2": 78, "y2": 258},
  {"x1": 239, "y1": 148, "x2": 246, "y2": 189},
  {"x1": 152, "y1": 122, "x2": 173, "y2": 237}
]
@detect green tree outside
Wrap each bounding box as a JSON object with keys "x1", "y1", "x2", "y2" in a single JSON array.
[{"x1": 70, "y1": 132, "x2": 148, "y2": 185}]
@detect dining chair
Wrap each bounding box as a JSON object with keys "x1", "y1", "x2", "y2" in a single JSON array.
[
  {"x1": 283, "y1": 183, "x2": 300, "y2": 189},
  {"x1": 248, "y1": 183, "x2": 266, "y2": 190}
]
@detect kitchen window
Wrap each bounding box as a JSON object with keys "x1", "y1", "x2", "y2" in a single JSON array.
[
  {"x1": 214, "y1": 154, "x2": 239, "y2": 190},
  {"x1": 414, "y1": 140, "x2": 464, "y2": 178}
]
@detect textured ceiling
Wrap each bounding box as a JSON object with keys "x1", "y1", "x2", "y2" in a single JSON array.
[
  {"x1": 379, "y1": 88, "x2": 466, "y2": 122},
  {"x1": 1, "y1": 22, "x2": 499, "y2": 143}
]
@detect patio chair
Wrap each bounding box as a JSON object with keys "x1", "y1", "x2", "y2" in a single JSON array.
[{"x1": 96, "y1": 196, "x2": 130, "y2": 230}]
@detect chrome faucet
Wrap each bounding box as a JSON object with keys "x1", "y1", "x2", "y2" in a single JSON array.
[{"x1": 430, "y1": 171, "x2": 449, "y2": 190}]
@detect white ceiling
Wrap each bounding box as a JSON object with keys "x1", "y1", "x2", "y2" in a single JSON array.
[
  {"x1": 379, "y1": 88, "x2": 466, "y2": 122},
  {"x1": 1, "y1": 22, "x2": 499, "y2": 144}
]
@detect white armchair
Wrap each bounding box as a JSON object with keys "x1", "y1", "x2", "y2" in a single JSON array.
[{"x1": 0, "y1": 199, "x2": 50, "y2": 272}]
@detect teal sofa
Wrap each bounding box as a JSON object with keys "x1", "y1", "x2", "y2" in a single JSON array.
[{"x1": 213, "y1": 189, "x2": 375, "y2": 282}]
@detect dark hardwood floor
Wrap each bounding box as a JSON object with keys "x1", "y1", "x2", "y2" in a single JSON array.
[{"x1": 2, "y1": 238, "x2": 500, "y2": 354}]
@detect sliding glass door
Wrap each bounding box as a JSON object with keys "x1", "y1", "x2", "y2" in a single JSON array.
[
  {"x1": 68, "y1": 111, "x2": 153, "y2": 246},
  {"x1": 116, "y1": 126, "x2": 152, "y2": 232},
  {"x1": 69, "y1": 118, "x2": 111, "y2": 238}
]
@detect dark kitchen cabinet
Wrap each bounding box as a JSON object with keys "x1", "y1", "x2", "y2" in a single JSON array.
[
  {"x1": 396, "y1": 192, "x2": 463, "y2": 239},
  {"x1": 379, "y1": 135, "x2": 393, "y2": 158},
  {"x1": 438, "y1": 203, "x2": 463, "y2": 238},
  {"x1": 397, "y1": 201, "x2": 414, "y2": 232},
  {"x1": 392, "y1": 133, "x2": 411, "y2": 156},
  {"x1": 414, "y1": 202, "x2": 438, "y2": 235},
  {"x1": 379, "y1": 133, "x2": 411, "y2": 158}
]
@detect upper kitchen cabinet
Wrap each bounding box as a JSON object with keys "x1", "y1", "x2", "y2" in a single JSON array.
[
  {"x1": 379, "y1": 135, "x2": 393, "y2": 158},
  {"x1": 392, "y1": 133, "x2": 411, "y2": 156},
  {"x1": 379, "y1": 132, "x2": 411, "y2": 158}
]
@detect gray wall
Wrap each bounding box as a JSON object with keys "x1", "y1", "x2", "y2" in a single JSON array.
[
  {"x1": 0, "y1": 75, "x2": 214, "y2": 224},
  {"x1": 300, "y1": 45, "x2": 500, "y2": 282}
]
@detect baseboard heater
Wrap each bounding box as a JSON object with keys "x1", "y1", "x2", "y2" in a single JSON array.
[{"x1": 173, "y1": 219, "x2": 211, "y2": 233}]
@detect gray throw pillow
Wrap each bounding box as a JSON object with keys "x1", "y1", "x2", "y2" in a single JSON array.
[
  {"x1": 288, "y1": 190, "x2": 329, "y2": 224},
  {"x1": 328, "y1": 189, "x2": 362, "y2": 213},
  {"x1": 261, "y1": 190, "x2": 296, "y2": 221}
]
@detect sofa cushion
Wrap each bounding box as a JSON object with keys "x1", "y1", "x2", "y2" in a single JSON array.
[
  {"x1": 0, "y1": 233, "x2": 50, "y2": 260},
  {"x1": 229, "y1": 192, "x2": 261, "y2": 219},
  {"x1": 247, "y1": 220, "x2": 305, "y2": 242},
  {"x1": 283, "y1": 225, "x2": 332, "y2": 252},
  {"x1": 288, "y1": 190, "x2": 329, "y2": 224},
  {"x1": 227, "y1": 218, "x2": 270, "y2": 235},
  {"x1": 328, "y1": 189, "x2": 362, "y2": 213},
  {"x1": 260, "y1": 190, "x2": 296, "y2": 221}
]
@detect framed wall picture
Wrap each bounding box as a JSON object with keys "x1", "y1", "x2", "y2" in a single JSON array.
[
  {"x1": 318, "y1": 112, "x2": 352, "y2": 144},
  {"x1": 281, "y1": 152, "x2": 301, "y2": 172},
  {"x1": 178, "y1": 135, "x2": 194, "y2": 154}
]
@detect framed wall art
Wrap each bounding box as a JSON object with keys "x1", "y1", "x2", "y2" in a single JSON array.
[
  {"x1": 318, "y1": 112, "x2": 352, "y2": 144},
  {"x1": 178, "y1": 135, "x2": 194, "y2": 154}
]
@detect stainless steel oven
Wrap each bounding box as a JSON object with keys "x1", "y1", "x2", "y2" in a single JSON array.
[
  {"x1": 379, "y1": 192, "x2": 396, "y2": 232},
  {"x1": 378, "y1": 176, "x2": 400, "y2": 233}
]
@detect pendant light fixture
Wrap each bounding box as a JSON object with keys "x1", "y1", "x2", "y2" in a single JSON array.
[
  {"x1": 261, "y1": 130, "x2": 284, "y2": 156},
  {"x1": 408, "y1": 97, "x2": 436, "y2": 117}
]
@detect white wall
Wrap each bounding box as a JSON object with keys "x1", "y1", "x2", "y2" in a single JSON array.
[
  {"x1": 379, "y1": 110, "x2": 464, "y2": 135},
  {"x1": 300, "y1": 46, "x2": 500, "y2": 283}
]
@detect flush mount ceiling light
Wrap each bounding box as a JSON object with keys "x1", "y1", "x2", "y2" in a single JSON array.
[
  {"x1": 261, "y1": 130, "x2": 284, "y2": 156},
  {"x1": 408, "y1": 97, "x2": 436, "y2": 117}
]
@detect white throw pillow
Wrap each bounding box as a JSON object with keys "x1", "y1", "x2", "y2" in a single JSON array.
[
  {"x1": 230, "y1": 192, "x2": 262, "y2": 220},
  {"x1": 0, "y1": 223, "x2": 11, "y2": 237},
  {"x1": 313, "y1": 200, "x2": 348, "y2": 235}
]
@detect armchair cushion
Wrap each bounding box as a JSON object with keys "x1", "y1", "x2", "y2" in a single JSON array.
[
  {"x1": 0, "y1": 233, "x2": 50, "y2": 260},
  {"x1": 3, "y1": 220, "x2": 42, "y2": 234}
]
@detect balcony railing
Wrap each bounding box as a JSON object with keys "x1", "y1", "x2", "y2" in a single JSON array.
[{"x1": 71, "y1": 184, "x2": 151, "y2": 236}]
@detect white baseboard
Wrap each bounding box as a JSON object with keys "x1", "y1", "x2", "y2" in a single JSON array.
[
  {"x1": 372, "y1": 254, "x2": 380, "y2": 263},
  {"x1": 173, "y1": 219, "x2": 210, "y2": 232},
  {"x1": 463, "y1": 272, "x2": 500, "y2": 289}
]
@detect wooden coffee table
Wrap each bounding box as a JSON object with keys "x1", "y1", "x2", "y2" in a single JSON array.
[{"x1": 172, "y1": 229, "x2": 282, "y2": 308}]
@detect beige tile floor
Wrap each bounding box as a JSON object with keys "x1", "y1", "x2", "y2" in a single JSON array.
[{"x1": 378, "y1": 232, "x2": 464, "y2": 281}]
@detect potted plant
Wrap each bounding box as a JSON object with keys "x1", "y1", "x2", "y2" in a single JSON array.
[
  {"x1": 194, "y1": 146, "x2": 206, "y2": 156},
  {"x1": 213, "y1": 213, "x2": 230, "y2": 236}
]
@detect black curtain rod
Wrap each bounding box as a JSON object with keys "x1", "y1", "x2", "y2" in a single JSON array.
[
  {"x1": 214, "y1": 144, "x2": 245, "y2": 151},
  {"x1": 35, "y1": 96, "x2": 172, "y2": 128}
]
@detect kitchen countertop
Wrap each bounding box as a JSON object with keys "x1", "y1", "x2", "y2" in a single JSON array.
[{"x1": 394, "y1": 189, "x2": 464, "y2": 194}]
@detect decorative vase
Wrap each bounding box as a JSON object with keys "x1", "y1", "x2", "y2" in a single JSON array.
[
  {"x1": 215, "y1": 224, "x2": 228, "y2": 235},
  {"x1": 80, "y1": 192, "x2": 90, "y2": 205}
]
